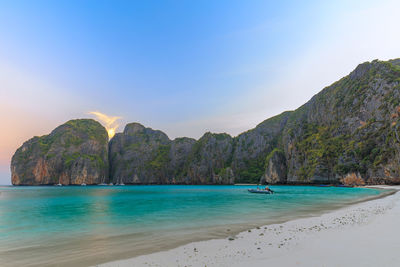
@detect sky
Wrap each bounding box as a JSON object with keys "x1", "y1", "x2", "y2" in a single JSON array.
[{"x1": 1, "y1": 0, "x2": 400, "y2": 184}]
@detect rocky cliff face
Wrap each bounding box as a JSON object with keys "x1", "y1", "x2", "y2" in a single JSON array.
[
  {"x1": 260, "y1": 149, "x2": 287, "y2": 184},
  {"x1": 231, "y1": 111, "x2": 292, "y2": 183},
  {"x1": 181, "y1": 132, "x2": 234, "y2": 184},
  {"x1": 11, "y1": 119, "x2": 109, "y2": 185},
  {"x1": 109, "y1": 123, "x2": 172, "y2": 184},
  {"x1": 12, "y1": 59, "x2": 400, "y2": 185},
  {"x1": 108, "y1": 124, "x2": 234, "y2": 184},
  {"x1": 109, "y1": 123, "x2": 198, "y2": 184},
  {"x1": 277, "y1": 59, "x2": 400, "y2": 184},
  {"x1": 236, "y1": 58, "x2": 400, "y2": 184}
]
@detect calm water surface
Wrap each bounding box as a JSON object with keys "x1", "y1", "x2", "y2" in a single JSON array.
[{"x1": 0, "y1": 185, "x2": 382, "y2": 266}]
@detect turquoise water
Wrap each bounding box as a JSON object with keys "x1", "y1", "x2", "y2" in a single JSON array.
[{"x1": 0, "y1": 185, "x2": 382, "y2": 267}]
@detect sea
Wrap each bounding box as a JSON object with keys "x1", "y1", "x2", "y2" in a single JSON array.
[{"x1": 0, "y1": 185, "x2": 383, "y2": 266}]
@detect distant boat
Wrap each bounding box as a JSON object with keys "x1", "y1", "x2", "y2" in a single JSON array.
[
  {"x1": 116, "y1": 177, "x2": 125, "y2": 186},
  {"x1": 81, "y1": 183, "x2": 87, "y2": 186},
  {"x1": 98, "y1": 183, "x2": 107, "y2": 186},
  {"x1": 108, "y1": 183, "x2": 113, "y2": 186},
  {"x1": 248, "y1": 189, "x2": 273, "y2": 194},
  {"x1": 56, "y1": 183, "x2": 62, "y2": 186}
]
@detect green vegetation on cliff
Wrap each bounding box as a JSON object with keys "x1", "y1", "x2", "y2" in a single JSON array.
[
  {"x1": 12, "y1": 58, "x2": 400, "y2": 185},
  {"x1": 237, "y1": 59, "x2": 400, "y2": 184},
  {"x1": 11, "y1": 119, "x2": 109, "y2": 185}
]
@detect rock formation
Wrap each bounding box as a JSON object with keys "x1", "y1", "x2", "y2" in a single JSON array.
[
  {"x1": 11, "y1": 58, "x2": 400, "y2": 185},
  {"x1": 260, "y1": 149, "x2": 287, "y2": 184},
  {"x1": 11, "y1": 119, "x2": 109, "y2": 185},
  {"x1": 108, "y1": 124, "x2": 234, "y2": 184},
  {"x1": 181, "y1": 132, "x2": 234, "y2": 184}
]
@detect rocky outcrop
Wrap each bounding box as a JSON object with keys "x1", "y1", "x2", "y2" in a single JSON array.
[
  {"x1": 231, "y1": 111, "x2": 292, "y2": 183},
  {"x1": 109, "y1": 123, "x2": 174, "y2": 184},
  {"x1": 241, "y1": 59, "x2": 400, "y2": 184},
  {"x1": 108, "y1": 124, "x2": 235, "y2": 184},
  {"x1": 260, "y1": 149, "x2": 287, "y2": 184},
  {"x1": 181, "y1": 132, "x2": 234, "y2": 184},
  {"x1": 11, "y1": 119, "x2": 109, "y2": 185},
  {"x1": 12, "y1": 58, "x2": 400, "y2": 185},
  {"x1": 279, "y1": 59, "x2": 400, "y2": 184}
]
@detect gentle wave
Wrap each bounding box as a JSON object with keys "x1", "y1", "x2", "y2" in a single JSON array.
[{"x1": 0, "y1": 185, "x2": 383, "y2": 267}]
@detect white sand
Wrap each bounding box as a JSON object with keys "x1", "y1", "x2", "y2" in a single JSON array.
[{"x1": 98, "y1": 186, "x2": 400, "y2": 267}]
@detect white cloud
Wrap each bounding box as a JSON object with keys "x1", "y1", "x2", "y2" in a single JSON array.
[{"x1": 88, "y1": 111, "x2": 122, "y2": 138}]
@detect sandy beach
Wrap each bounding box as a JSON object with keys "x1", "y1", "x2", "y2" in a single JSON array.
[{"x1": 97, "y1": 186, "x2": 400, "y2": 267}]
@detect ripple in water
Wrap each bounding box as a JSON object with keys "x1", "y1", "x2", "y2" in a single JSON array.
[{"x1": 0, "y1": 185, "x2": 382, "y2": 267}]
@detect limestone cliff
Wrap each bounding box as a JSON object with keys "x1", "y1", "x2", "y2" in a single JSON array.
[
  {"x1": 12, "y1": 58, "x2": 400, "y2": 185},
  {"x1": 260, "y1": 149, "x2": 287, "y2": 184},
  {"x1": 231, "y1": 111, "x2": 292, "y2": 183},
  {"x1": 11, "y1": 119, "x2": 109, "y2": 185},
  {"x1": 181, "y1": 132, "x2": 234, "y2": 184},
  {"x1": 271, "y1": 59, "x2": 400, "y2": 184},
  {"x1": 108, "y1": 124, "x2": 234, "y2": 184},
  {"x1": 109, "y1": 123, "x2": 196, "y2": 184}
]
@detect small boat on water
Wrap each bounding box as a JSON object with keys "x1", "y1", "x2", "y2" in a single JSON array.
[
  {"x1": 248, "y1": 188, "x2": 274, "y2": 194},
  {"x1": 56, "y1": 183, "x2": 62, "y2": 186},
  {"x1": 81, "y1": 183, "x2": 87, "y2": 186}
]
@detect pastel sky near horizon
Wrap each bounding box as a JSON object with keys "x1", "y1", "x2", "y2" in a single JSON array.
[{"x1": 1, "y1": 0, "x2": 400, "y2": 184}]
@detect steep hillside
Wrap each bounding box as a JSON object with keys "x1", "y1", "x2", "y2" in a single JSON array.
[
  {"x1": 11, "y1": 58, "x2": 400, "y2": 185},
  {"x1": 11, "y1": 119, "x2": 109, "y2": 185},
  {"x1": 108, "y1": 123, "x2": 234, "y2": 184},
  {"x1": 263, "y1": 59, "x2": 400, "y2": 184}
]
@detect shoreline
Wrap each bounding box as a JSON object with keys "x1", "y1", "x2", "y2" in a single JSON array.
[
  {"x1": 7, "y1": 181, "x2": 400, "y2": 186},
  {"x1": 5, "y1": 183, "x2": 400, "y2": 187},
  {"x1": 96, "y1": 186, "x2": 399, "y2": 267}
]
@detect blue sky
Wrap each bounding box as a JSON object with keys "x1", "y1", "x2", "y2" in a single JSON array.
[
  {"x1": 1, "y1": 0, "x2": 320, "y2": 119},
  {"x1": 1, "y1": 0, "x2": 400, "y2": 184}
]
